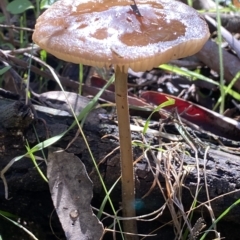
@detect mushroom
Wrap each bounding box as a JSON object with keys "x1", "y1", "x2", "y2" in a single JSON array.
[{"x1": 32, "y1": 0, "x2": 209, "y2": 238}]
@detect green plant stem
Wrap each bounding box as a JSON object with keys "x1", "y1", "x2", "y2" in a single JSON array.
[
  {"x1": 187, "y1": 0, "x2": 193, "y2": 7},
  {"x1": 215, "y1": 0, "x2": 225, "y2": 114},
  {"x1": 115, "y1": 66, "x2": 138, "y2": 240},
  {"x1": 200, "y1": 198, "x2": 240, "y2": 240},
  {"x1": 20, "y1": 15, "x2": 24, "y2": 48},
  {"x1": 35, "y1": 0, "x2": 40, "y2": 17},
  {"x1": 79, "y1": 63, "x2": 83, "y2": 95}
]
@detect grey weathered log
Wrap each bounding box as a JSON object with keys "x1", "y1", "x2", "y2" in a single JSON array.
[
  {"x1": 196, "y1": 40, "x2": 240, "y2": 92},
  {"x1": 0, "y1": 98, "x2": 34, "y2": 129},
  {"x1": 204, "y1": 12, "x2": 240, "y2": 33},
  {"x1": 0, "y1": 98, "x2": 240, "y2": 229}
]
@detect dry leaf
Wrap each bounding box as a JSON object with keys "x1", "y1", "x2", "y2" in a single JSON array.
[{"x1": 47, "y1": 148, "x2": 103, "y2": 240}]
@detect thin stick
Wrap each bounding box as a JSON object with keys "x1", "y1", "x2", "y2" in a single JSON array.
[{"x1": 114, "y1": 66, "x2": 138, "y2": 240}]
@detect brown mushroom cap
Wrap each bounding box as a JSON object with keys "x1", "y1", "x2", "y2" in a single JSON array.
[{"x1": 32, "y1": 0, "x2": 209, "y2": 72}]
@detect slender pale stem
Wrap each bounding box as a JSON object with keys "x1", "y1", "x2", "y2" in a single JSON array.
[{"x1": 114, "y1": 66, "x2": 138, "y2": 240}]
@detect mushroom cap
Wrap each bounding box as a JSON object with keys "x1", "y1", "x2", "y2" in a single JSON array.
[{"x1": 33, "y1": 0, "x2": 209, "y2": 72}]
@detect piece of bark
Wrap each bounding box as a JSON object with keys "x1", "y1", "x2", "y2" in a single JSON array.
[{"x1": 0, "y1": 99, "x2": 34, "y2": 129}]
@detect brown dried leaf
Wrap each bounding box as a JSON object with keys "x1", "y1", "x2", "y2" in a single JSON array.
[{"x1": 47, "y1": 148, "x2": 103, "y2": 240}]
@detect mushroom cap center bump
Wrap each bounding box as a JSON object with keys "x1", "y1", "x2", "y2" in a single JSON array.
[{"x1": 33, "y1": 0, "x2": 209, "y2": 72}]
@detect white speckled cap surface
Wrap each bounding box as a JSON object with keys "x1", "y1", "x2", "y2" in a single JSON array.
[{"x1": 33, "y1": 0, "x2": 209, "y2": 72}]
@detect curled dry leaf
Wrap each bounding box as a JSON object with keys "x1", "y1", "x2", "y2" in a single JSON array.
[
  {"x1": 47, "y1": 148, "x2": 103, "y2": 240},
  {"x1": 141, "y1": 91, "x2": 240, "y2": 141}
]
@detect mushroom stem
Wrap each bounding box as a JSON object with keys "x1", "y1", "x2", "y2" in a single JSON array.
[{"x1": 114, "y1": 65, "x2": 138, "y2": 239}]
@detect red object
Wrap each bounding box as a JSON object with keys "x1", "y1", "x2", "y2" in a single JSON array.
[{"x1": 141, "y1": 91, "x2": 240, "y2": 140}]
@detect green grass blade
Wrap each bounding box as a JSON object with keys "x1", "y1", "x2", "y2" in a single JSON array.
[
  {"x1": 25, "y1": 142, "x2": 48, "y2": 182},
  {"x1": 143, "y1": 98, "x2": 175, "y2": 134},
  {"x1": 160, "y1": 64, "x2": 240, "y2": 101},
  {"x1": 200, "y1": 198, "x2": 240, "y2": 240},
  {"x1": 0, "y1": 212, "x2": 38, "y2": 240}
]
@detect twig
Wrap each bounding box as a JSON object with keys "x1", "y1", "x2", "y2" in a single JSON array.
[
  {"x1": 0, "y1": 24, "x2": 33, "y2": 32},
  {"x1": 205, "y1": 15, "x2": 240, "y2": 59}
]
